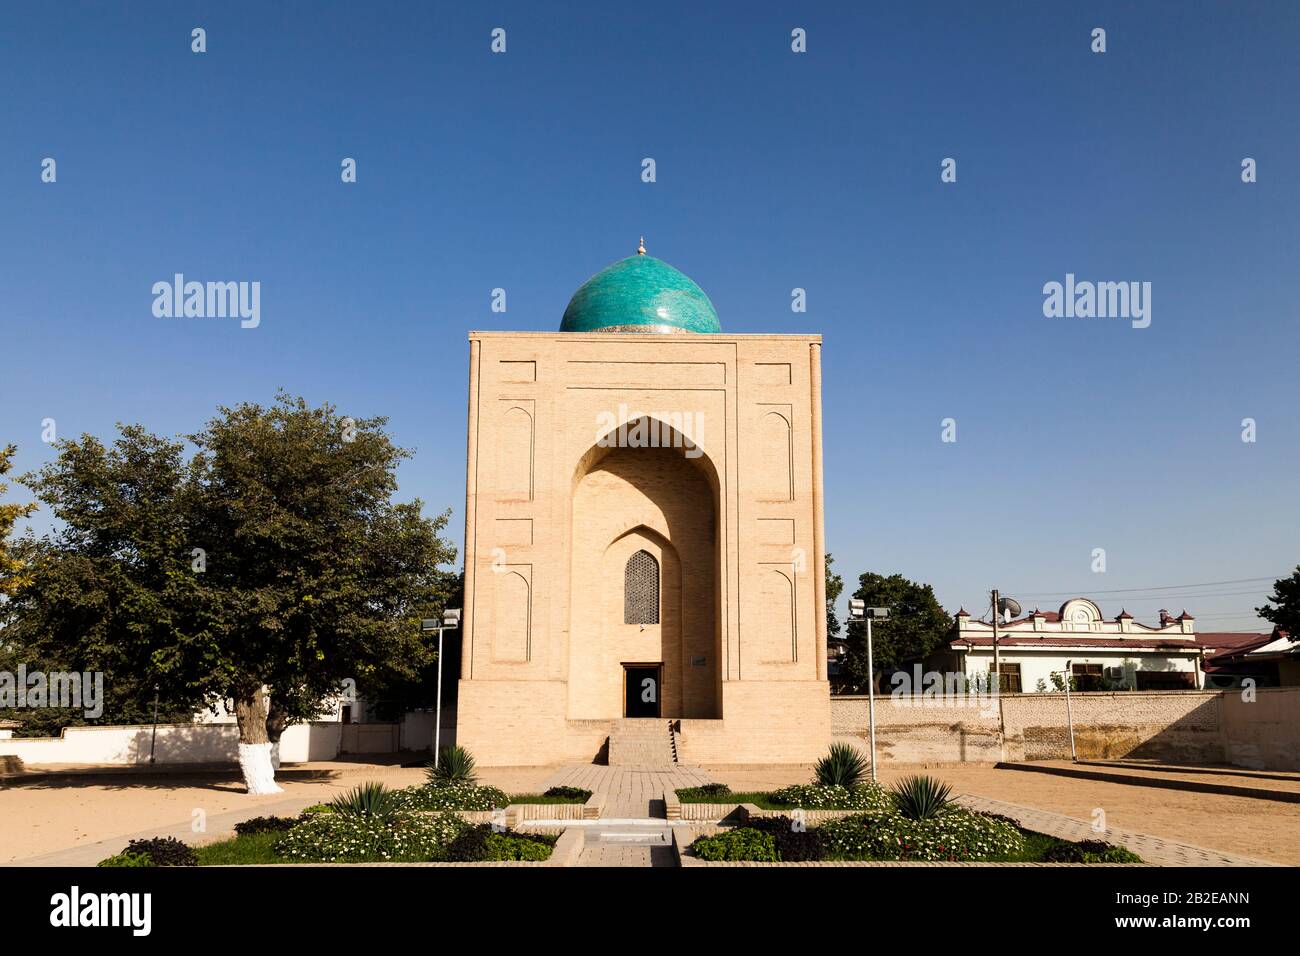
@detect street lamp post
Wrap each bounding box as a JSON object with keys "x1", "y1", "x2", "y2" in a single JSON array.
[
  {"x1": 1062, "y1": 658, "x2": 1078, "y2": 762},
  {"x1": 848, "y1": 600, "x2": 889, "y2": 783},
  {"x1": 421, "y1": 608, "x2": 462, "y2": 767},
  {"x1": 149, "y1": 683, "x2": 160, "y2": 765}
]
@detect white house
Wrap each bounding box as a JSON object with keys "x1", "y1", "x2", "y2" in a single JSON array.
[{"x1": 932, "y1": 598, "x2": 1208, "y2": 692}]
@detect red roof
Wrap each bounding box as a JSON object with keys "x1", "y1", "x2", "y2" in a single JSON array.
[{"x1": 1198, "y1": 631, "x2": 1280, "y2": 669}]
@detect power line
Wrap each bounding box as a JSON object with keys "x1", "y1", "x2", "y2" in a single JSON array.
[{"x1": 1011, "y1": 575, "x2": 1284, "y2": 598}]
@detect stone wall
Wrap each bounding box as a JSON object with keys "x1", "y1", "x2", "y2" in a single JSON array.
[{"x1": 831, "y1": 687, "x2": 1300, "y2": 770}]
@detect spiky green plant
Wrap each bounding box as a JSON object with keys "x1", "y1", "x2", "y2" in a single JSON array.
[
  {"x1": 813, "y1": 742, "x2": 870, "y2": 789},
  {"x1": 330, "y1": 781, "x2": 397, "y2": 818},
  {"x1": 426, "y1": 745, "x2": 478, "y2": 786},
  {"x1": 891, "y1": 774, "x2": 954, "y2": 821}
]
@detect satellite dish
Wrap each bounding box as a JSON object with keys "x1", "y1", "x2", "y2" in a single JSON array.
[{"x1": 998, "y1": 597, "x2": 1022, "y2": 619}]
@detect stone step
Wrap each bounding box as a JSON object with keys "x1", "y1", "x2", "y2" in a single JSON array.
[{"x1": 608, "y1": 719, "x2": 676, "y2": 767}]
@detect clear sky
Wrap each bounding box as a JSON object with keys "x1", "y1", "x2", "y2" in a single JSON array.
[{"x1": 2, "y1": 2, "x2": 1297, "y2": 631}]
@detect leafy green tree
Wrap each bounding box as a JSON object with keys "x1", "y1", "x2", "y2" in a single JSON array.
[
  {"x1": 1257, "y1": 566, "x2": 1300, "y2": 643},
  {"x1": 824, "y1": 553, "x2": 843, "y2": 640},
  {"x1": 0, "y1": 444, "x2": 36, "y2": 597},
  {"x1": 7, "y1": 394, "x2": 457, "y2": 791},
  {"x1": 2, "y1": 430, "x2": 201, "y2": 734},
  {"x1": 837, "y1": 572, "x2": 952, "y2": 693}
]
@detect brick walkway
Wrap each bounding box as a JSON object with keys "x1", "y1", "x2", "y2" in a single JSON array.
[
  {"x1": 542, "y1": 764, "x2": 714, "y2": 819},
  {"x1": 957, "y1": 794, "x2": 1280, "y2": 866},
  {"x1": 577, "y1": 844, "x2": 676, "y2": 867},
  {"x1": 541, "y1": 764, "x2": 714, "y2": 866}
]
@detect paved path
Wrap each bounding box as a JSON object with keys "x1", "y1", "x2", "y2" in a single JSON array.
[
  {"x1": 542, "y1": 764, "x2": 714, "y2": 819},
  {"x1": 578, "y1": 845, "x2": 676, "y2": 867},
  {"x1": 958, "y1": 794, "x2": 1280, "y2": 867},
  {"x1": 541, "y1": 764, "x2": 714, "y2": 866}
]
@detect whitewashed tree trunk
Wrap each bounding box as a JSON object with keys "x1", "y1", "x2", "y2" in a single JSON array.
[
  {"x1": 238, "y1": 742, "x2": 284, "y2": 795},
  {"x1": 234, "y1": 689, "x2": 284, "y2": 794}
]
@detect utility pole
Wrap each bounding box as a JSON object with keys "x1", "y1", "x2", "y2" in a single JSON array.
[{"x1": 991, "y1": 588, "x2": 1001, "y2": 694}]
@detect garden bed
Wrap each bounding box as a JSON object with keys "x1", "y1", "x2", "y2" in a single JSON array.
[
  {"x1": 674, "y1": 818, "x2": 1146, "y2": 866},
  {"x1": 97, "y1": 773, "x2": 589, "y2": 867},
  {"x1": 104, "y1": 818, "x2": 583, "y2": 867}
]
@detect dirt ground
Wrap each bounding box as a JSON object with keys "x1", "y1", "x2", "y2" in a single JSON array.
[
  {"x1": 705, "y1": 762, "x2": 1300, "y2": 866},
  {"x1": 4, "y1": 759, "x2": 1298, "y2": 865},
  {"x1": 0, "y1": 762, "x2": 553, "y2": 863}
]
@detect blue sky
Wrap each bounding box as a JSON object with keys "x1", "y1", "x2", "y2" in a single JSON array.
[{"x1": 2, "y1": 2, "x2": 1297, "y2": 631}]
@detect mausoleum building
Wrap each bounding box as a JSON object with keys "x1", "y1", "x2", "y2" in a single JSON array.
[{"x1": 454, "y1": 244, "x2": 831, "y2": 765}]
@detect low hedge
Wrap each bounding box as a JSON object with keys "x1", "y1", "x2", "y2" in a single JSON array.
[
  {"x1": 98, "y1": 837, "x2": 197, "y2": 868},
  {"x1": 691, "y1": 827, "x2": 779, "y2": 862},
  {"x1": 1043, "y1": 839, "x2": 1142, "y2": 863},
  {"x1": 234, "y1": 815, "x2": 299, "y2": 836},
  {"x1": 445, "y1": 824, "x2": 557, "y2": 862}
]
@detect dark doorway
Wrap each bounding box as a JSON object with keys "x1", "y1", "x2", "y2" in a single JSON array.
[{"x1": 624, "y1": 664, "x2": 662, "y2": 718}]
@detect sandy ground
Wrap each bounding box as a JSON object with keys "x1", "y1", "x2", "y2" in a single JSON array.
[
  {"x1": 0, "y1": 762, "x2": 554, "y2": 863},
  {"x1": 5, "y1": 759, "x2": 1299, "y2": 865},
  {"x1": 705, "y1": 763, "x2": 1300, "y2": 866}
]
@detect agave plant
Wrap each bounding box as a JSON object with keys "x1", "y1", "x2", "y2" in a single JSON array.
[
  {"x1": 330, "y1": 781, "x2": 397, "y2": 818},
  {"x1": 813, "y1": 742, "x2": 870, "y2": 789},
  {"x1": 890, "y1": 774, "x2": 954, "y2": 821},
  {"x1": 426, "y1": 745, "x2": 478, "y2": 786}
]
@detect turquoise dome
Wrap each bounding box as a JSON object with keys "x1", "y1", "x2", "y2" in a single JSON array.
[{"x1": 560, "y1": 254, "x2": 721, "y2": 333}]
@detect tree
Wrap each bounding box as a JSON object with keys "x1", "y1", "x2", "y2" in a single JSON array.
[
  {"x1": 2, "y1": 430, "x2": 201, "y2": 734},
  {"x1": 9, "y1": 394, "x2": 457, "y2": 792},
  {"x1": 1257, "y1": 566, "x2": 1300, "y2": 642},
  {"x1": 0, "y1": 444, "x2": 36, "y2": 597},
  {"x1": 837, "y1": 572, "x2": 952, "y2": 693},
  {"x1": 824, "y1": 553, "x2": 843, "y2": 640}
]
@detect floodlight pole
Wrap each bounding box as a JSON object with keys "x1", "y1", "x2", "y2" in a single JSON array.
[
  {"x1": 1063, "y1": 659, "x2": 1078, "y2": 762},
  {"x1": 866, "y1": 614, "x2": 878, "y2": 784},
  {"x1": 991, "y1": 588, "x2": 1001, "y2": 693},
  {"x1": 149, "y1": 684, "x2": 159, "y2": 765},
  {"x1": 434, "y1": 625, "x2": 446, "y2": 766},
  {"x1": 424, "y1": 610, "x2": 461, "y2": 769}
]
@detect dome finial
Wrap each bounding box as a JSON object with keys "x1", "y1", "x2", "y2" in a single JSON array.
[{"x1": 637, "y1": 235, "x2": 646, "y2": 256}]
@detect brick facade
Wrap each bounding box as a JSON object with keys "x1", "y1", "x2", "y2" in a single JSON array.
[{"x1": 456, "y1": 331, "x2": 831, "y2": 765}]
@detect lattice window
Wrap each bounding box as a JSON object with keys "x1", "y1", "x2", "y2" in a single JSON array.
[{"x1": 624, "y1": 550, "x2": 660, "y2": 624}]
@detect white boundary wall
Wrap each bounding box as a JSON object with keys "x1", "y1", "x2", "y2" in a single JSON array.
[{"x1": 0, "y1": 721, "x2": 343, "y2": 766}]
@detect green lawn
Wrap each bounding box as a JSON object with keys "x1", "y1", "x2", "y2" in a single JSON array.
[
  {"x1": 508, "y1": 793, "x2": 588, "y2": 805},
  {"x1": 194, "y1": 832, "x2": 284, "y2": 866},
  {"x1": 675, "y1": 790, "x2": 797, "y2": 810}
]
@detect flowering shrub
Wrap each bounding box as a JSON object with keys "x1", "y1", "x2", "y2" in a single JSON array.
[
  {"x1": 819, "y1": 809, "x2": 1025, "y2": 862},
  {"x1": 691, "y1": 828, "x2": 779, "y2": 862},
  {"x1": 389, "y1": 782, "x2": 509, "y2": 811},
  {"x1": 274, "y1": 810, "x2": 468, "y2": 863},
  {"x1": 770, "y1": 783, "x2": 891, "y2": 813}
]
